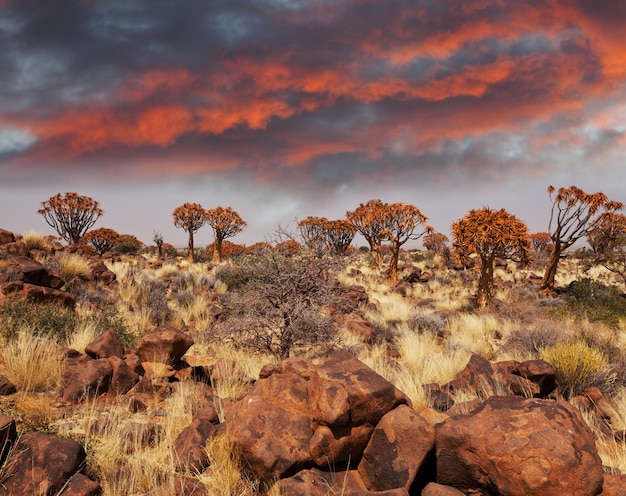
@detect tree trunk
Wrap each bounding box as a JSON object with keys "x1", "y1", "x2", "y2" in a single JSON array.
[
  {"x1": 187, "y1": 231, "x2": 195, "y2": 262},
  {"x1": 212, "y1": 236, "x2": 223, "y2": 263},
  {"x1": 370, "y1": 240, "x2": 383, "y2": 269},
  {"x1": 541, "y1": 242, "x2": 562, "y2": 292},
  {"x1": 387, "y1": 240, "x2": 400, "y2": 285},
  {"x1": 476, "y1": 255, "x2": 495, "y2": 309}
]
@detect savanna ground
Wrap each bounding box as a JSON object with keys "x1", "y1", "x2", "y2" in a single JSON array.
[{"x1": 1, "y1": 232, "x2": 626, "y2": 495}]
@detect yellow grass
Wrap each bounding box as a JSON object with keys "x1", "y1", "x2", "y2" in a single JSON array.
[
  {"x1": 57, "y1": 252, "x2": 92, "y2": 281},
  {"x1": 2, "y1": 333, "x2": 63, "y2": 393},
  {"x1": 21, "y1": 230, "x2": 50, "y2": 252}
]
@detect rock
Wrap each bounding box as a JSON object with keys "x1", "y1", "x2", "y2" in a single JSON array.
[
  {"x1": 227, "y1": 372, "x2": 313, "y2": 480},
  {"x1": 421, "y1": 482, "x2": 465, "y2": 495},
  {"x1": 85, "y1": 329, "x2": 125, "y2": 359},
  {"x1": 135, "y1": 326, "x2": 194, "y2": 364},
  {"x1": 62, "y1": 357, "x2": 113, "y2": 403},
  {"x1": 0, "y1": 414, "x2": 17, "y2": 466},
  {"x1": 0, "y1": 228, "x2": 15, "y2": 245},
  {"x1": 601, "y1": 474, "x2": 626, "y2": 495},
  {"x1": 0, "y1": 376, "x2": 17, "y2": 396},
  {"x1": 308, "y1": 350, "x2": 409, "y2": 466},
  {"x1": 435, "y1": 396, "x2": 604, "y2": 495},
  {"x1": 61, "y1": 473, "x2": 102, "y2": 495},
  {"x1": 173, "y1": 408, "x2": 222, "y2": 472},
  {"x1": 0, "y1": 242, "x2": 29, "y2": 257},
  {"x1": 344, "y1": 312, "x2": 376, "y2": 342},
  {"x1": 515, "y1": 360, "x2": 556, "y2": 397},
  {"x1": 0, "y1": 432, "x2": 89, "y2": 495},
  {"x1": 107, "y1": 356, "x2": 140, "y2": 395},
  {"x1": 4, "y1": 256, "x2": 48, "y2": 285},
  {"x1": 444, "y1": 353, "x2": 508, "y2": 396},
  {"x1": 358, "y1": 405, "x2": 436, "y2": 492}
]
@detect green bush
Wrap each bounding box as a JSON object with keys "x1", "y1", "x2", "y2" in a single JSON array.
[
  {"x1": 552, "y1": 278, "x2": 626, "y2": 328},
  {"x1": 539, "y1": 340, "x2": 616, "y2": 399},
  {"x1": 214, "y1": 264, "x2": 250, "y2": 290},
  {"x1": 0, "y1": 299, "x2": 133, "y2": 346}
]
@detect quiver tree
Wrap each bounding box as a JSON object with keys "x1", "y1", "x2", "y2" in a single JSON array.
[
  {"x1": 541, "y1": 185, "x2": 623, "y2": 292},
  {"x1": 297, "y1": 216, "x2": 329, "y2": 257},
  {"x1": 423, "y1": 232, "x2": 451, "y2": 260},
  {"x1": 153, "y1": 231, "x2": 164, "y2": 257},
  {"x1": 38, "y1": 192, "x2": 103, "y2": 245},
  {"x1": 325, "y1": 219, "x2": 357, "y2": 255},
  {"x1": 173, "y1": 202, "x2": 207, "y2": 262},
  {"x1": 346, "y1": 199, "x2": 388, "y2": 268},
  {"x1": 83, "y1": 227, "x2": 121, "y2": 255},
  {"x1": 382, "y1": 203, "x2": 430, "y2": 284},
  {"x1": 205, "y1": 206, "x2": 247, "y2": 262},
  {"x1": 452, "y1": 207, "x2": 530, "y2": 309},
  {"x1": 587, "y1": 213, "x2": 626, "y2": 284}
]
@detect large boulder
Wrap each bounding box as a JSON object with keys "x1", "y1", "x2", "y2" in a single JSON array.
[
  {"x1": 227, "y1": 371, "x2": 314, "y2": 480},
  {"x1": 308, "y1": 350, "x2": 409, "y2": 466},
  {"x1": 0, "y1": 432, "x2": 93, "y2": 495},
  {"x1": 172, "y1": 407, "x2": 222, "y2": 472},
  {"x1": 135, "y1": 326, "x2": 194, "y2": 365},
  {"x1": 358, "y1": 405, "x2": 436, "y2": 492},
  {"x1": 62, "y1": 356, "x2": 113, "y2": 403},
  {"x1": 435, "y1": 396, "x2": 604, "y2": 495},
  {"x1": 85, "y1": 329, "x2": 125, "y2": 359}
]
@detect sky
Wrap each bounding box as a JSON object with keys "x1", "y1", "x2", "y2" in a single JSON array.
[{"x1": 1, "y1": 0, "x2": 625, "y2": 249}]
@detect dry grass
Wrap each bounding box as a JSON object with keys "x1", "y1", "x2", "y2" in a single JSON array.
[
  {"x1": 2, "y1": 333, "x2": 63, "y2": 393},
  {"x1": 21, "y1": 230, "x2": 50, "y2": 252},
  {"x1": 57, "y1": 252, "x2": 92, "y2": 281}
]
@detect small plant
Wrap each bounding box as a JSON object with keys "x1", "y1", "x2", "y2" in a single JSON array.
[
  {"x1": 57, "y1": 252, "x2": 92, "y2": 281},
  {"x1": 0, "y1": 299, "x2": 78, "y2": 343},
  {"x1": 21, "y1": 230, "x2": 50, "y2": 251},
  {"x1": 554, "y1": 278, "x2": 626, "y2": 328},
  {"x1": 3, "y1": 333, "x2": 63, "y2": 392},
  {"x1": 540, "y1": 340, "x2": 616, "y2": 399}
]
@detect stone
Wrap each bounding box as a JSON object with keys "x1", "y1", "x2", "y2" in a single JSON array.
[
  {"x1": 135, "y1": 326, "x2": 194, "y2": 364},
  {"x1": 0, "y1": 376, "x2": 17, "y2": 396},
  {"x1": 358, "y1": 405, "x2": 436, "y2": 492},
  {"x1": 601, "y1": 474, "x2": 626, "y2": 495},
  {"x1": 173, "y1": 408, "x2": 222, "y2": 472},
  {"x1": 344, "y1": 313, "x2": 376, "y2": 343},
  {"x1": 62, "y1": 357, "x2": 113, "y2": 403},
  {"x1": 85, "y1": 329, "x2": 125, "y2": 359},
  {"x1": 421, "y1": 482, "x2": 465, "y2": 495},
  {"x1": 227, "y1": 372, "x2": 313, "y2": 480},
  {"x1": 107, "y1": 356, "x2": 140, "y2": 395},
  {"x1": 0, "y1": 228, "x2": 15, "y2": 245},
  {"x1": 0, "y1": 432, "x2": 88, "y2": 495},
  {"x1": 435, "y1": 396, "x2": 604, "y2": 495},
  {"x1": 61, "y1": 473, "x2": 102, "y2": 496},
  {"x1": 0, "y1": 414, "x2": 17, "y2": 467},
  {"x1": 515, "y1": 359, "x2": 556, "y2": 397}
]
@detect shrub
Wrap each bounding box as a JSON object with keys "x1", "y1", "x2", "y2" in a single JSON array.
[
  {"x1": 540, "y1": 340, "x2": 616, "y2": 399},
  {"x1": 56, "y1": 253, "x2": 92, "y2": 281},
  {"x1": 214, "y1": 263, "x2": 250, "y2": 290},
  {"x1": 553, "y1": 278, "x2": 626, "y2": 328},
  {"x1": 21, "y1": 231, "x2": 50, "y2": 251}
]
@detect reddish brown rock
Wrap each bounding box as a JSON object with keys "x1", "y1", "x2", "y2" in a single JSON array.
[
  {"x1": 85, "y1": 329, "x2": 125, "y2": 359},
  {"x1": 22, "y1": 283, "x2": 76, "y2": 308},
  {"x1": 107, "y1": 356, "x2": 140, "y2": 395},
  {"x1": 0, "y1": 414, "x2": 17, "y2": 466},
  {"x1": 358, "y1": 405, "x2": 436, "y2": 492},
  {"x1": 601, "y1": 474, "x2": 626, "y2": 495},
  {"x1": 435, "y1": 396, "x2": 604, "y2": 495},
  {"x1": 62, "y1": 357, "x2": 113, "y2": 403},
  {"x1": 0, "y1": 241, "x2": 29, "y2": 257},
  {"x1": 227, "y1": 372, "x2": 313, "y2": 480},
  {"x1": 421, "y1": 482, "x2": 465, "y2": 495},
  {"x1": 0, "y1": 228, "x2": 15, "y2": 245},
  {"x1": 61, "y1": 473, "x2": 102, "y2": 495},
  {"x1": 0, "y1": 432, "x2": 89, "y2": 495},
  {"x1": 344, "y1": 312, "x2": 376, "y2": 342},
  {"x1": 0, "y1": 375, "x2": 17, "y2": 396},
  {"x1": 444, "y1": 353, "x2": 508, "y2": 396},
  {"x1": 308, "y1": 350, "x2": 409, "y2": 466},
  {"x1": 172, "y1": 408, "x2": 222, "y2": 472},
  {"x1": 135, "y1": 326, "x2": 194, "y2": 364},
  {"x1": 515, "y1": 359, "x2": 556, "y2": 397}
]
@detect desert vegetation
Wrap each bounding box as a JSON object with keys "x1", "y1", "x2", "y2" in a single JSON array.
[{"x1": 0, "y1": 186, "x2": 625, "y2": 494}]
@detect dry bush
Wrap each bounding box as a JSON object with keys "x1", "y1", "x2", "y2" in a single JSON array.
[
  {"x1": 21, "y1": 230, "x2": 51, "y2": 252},
  {"x1": 3, "y1": 333, "x2": 63, "y2": 393},
  {"x1": 540, "y1": 340, "x2": 616, "y2": 398},
  {"x1": 56, "y1": 252, "x2": 92, "y2": 281}
]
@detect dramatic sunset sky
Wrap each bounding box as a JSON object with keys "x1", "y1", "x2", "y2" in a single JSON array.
[{"x1": 1, "y1": 0, "x2": 625, "y2": 248}]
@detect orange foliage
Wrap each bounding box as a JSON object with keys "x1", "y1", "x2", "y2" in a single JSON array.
[
  {"x1": 542, "y1": 185, "x2": 623, "y2": 290},
  {"x1": 206, "y1": 240, "x2": 247, "y2": 259},
  {"x1": 274, "y1": 240, "x2": 302, "y2": 256},
  {"x1": 423, "y1": 232, "x2": 450, "y2": 259},
  {"x1": 83, "y1": 227, "x2": 122, "y2": 255},
  {"x1": 172, "y1": 202, "x2": 207, "y2": 262},
  {"x1": 38, "y1": 192, "x2": 103, "y2": 245},
  {"x1": 452, "y1": 207, "x2": 530, "y2": 309},
  {"x1": 205, "y1": 206, "x2": 247, "y2": 262}
]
